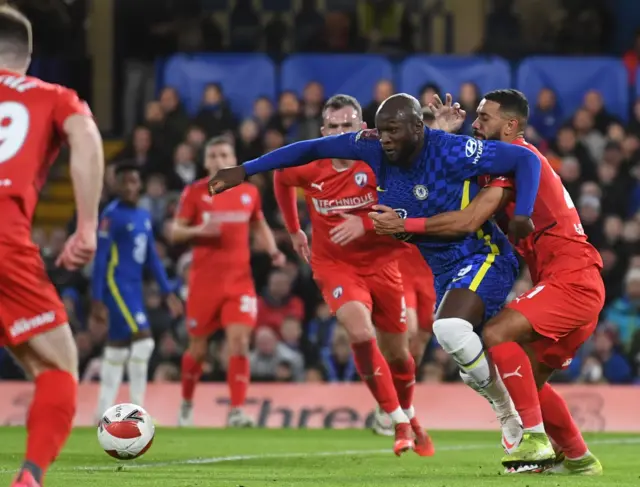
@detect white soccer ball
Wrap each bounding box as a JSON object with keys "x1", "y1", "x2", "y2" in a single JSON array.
[{"x1": 97, "y1": 403, "x2": 155, "y2": 460}]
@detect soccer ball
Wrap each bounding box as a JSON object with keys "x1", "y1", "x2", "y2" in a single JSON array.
[{"x1": 97, "y1": 403, "x2": 155, "y2": 460}]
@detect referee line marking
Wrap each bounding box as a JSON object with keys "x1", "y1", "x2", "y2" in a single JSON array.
[{"x1": 52, "y1": 436, "x2": 640, "y2": 472}]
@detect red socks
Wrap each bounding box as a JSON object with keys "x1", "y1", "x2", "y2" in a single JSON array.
[
  {"x1": 351, "y1": 339, "x2": 401, "y2": 414},
  {"x1": 181, "y1": 352, "x2": 203, "y2": 402},
  {"x1": 25, "y1": 370, "x2": 76, "y2": 481},
  {"x1": 227, "y1": 355, "x2": 250, "y2": 408},
  {"x1": 389, "y1": 357, "x2": 416, "y2": 410},
  {"x1": 488, "y1": 342, "x2": 543, "y2": 429},
  {"x1": 539, "y1": 383, "x2": 587, "y2": 458}
]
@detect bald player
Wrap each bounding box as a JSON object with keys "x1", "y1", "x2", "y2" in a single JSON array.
[{"x1": 208, "y1": 93, "x2": 544, "y2": 459}]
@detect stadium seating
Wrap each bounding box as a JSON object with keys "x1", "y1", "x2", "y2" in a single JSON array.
[{"x1": 159, "y1": 54, "x2": 632, "y2": 121}]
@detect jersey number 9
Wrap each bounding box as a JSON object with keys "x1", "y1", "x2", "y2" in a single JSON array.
[{"x1": 0, "y1": 102, "x2": 29, "y2": 164}]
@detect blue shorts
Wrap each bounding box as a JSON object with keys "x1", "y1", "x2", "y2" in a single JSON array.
[
  {"x1": 104, "y1": 280, "x2": 148, "y2": 341},
  {"x1": 434, "y1": 252, "x2": 519, "y2": 323}
]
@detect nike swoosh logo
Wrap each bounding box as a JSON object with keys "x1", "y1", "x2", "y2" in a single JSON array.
[
  {"x1": 503, "y1": 434, "x2": 516, "y2": 450},
  {"x1": 451, "y1": 276, "x2": 465, "y2": 283},
  {"x1": 376, "y1": 186, "x2": 386, "y2": 192}
]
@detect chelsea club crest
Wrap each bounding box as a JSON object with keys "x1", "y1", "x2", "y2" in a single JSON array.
[{"x1": 413, "y1": 185, "x2": 428, "y2": 200}]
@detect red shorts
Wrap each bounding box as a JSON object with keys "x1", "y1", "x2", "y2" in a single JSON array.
[
  {"x1": 313, "y1": 260, "x2": 407, "y2": 333},
  {"x1": 185, "y1": 280, "x2": 257, "y2": 337},
  {"x1": 0, "y1": 244, "x2": 68, "y2": 347},
  {"x1": 507, "y1": 265, "x2": 605, "y2": 369},
  {"x1": 403, "y1": 274, "x2": 436, "y2": 332}
]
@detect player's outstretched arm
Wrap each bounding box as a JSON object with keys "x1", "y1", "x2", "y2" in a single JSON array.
[
  {"x1": 65, "y1": 114, "x2": 104, "y2": 231},
  {"x1": 209, "y1": 133, "x2": 376, "y2": 195}
]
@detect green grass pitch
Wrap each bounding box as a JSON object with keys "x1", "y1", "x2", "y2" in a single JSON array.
[{"x1": 0, "y1": 428, "x2": 638, "y2": 486}]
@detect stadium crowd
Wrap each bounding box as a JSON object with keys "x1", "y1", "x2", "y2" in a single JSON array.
[{"x1": 0, "y1": 77, "x2": 638, "y2": 387}]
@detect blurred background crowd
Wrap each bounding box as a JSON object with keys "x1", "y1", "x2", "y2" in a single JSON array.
[{"x1": 1, "y1": 0, "x2": 640, "y2": 387}]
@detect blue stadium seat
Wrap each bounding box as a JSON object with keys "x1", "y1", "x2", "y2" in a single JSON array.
[
  {"x1": 398, "y1": 56, "x2": 511, "y2": 100},
  {"x1": 280, "y1": 55, "x2": 394, "y2": 104},
  {"x1": 517, "y1": 57, "x2": 629, "y2": 121},
  {"x1": 160, "y1": 54, "x2": 277, "y2": 119}
]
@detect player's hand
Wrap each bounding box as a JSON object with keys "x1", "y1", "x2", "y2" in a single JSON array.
[
  {"x1": 270, "y1": 249, "x2": 287, "y2": 267},
  {"x1": 208, "y1": 166, "x2": 247, "y2": 195},
  {"x1": 290, "y1": 230, "x2": 311, "y2": 263},
  {"x1": 429, "y1": 93, "x2": 466, "y2": 133},
  {"x1": 165, "y1": 293, "x2": 184, "y2": 318},
  {"x1": 508, "y1": 216, "x2": 535, "y2": 244},
  {"x1": 368, "y1": 205, "x2": 404, "y2": 235},
  {"x1": 56, "y1": 228, "x2": 97, "y2": 270},
  {"x1": 330, "y1": 213, "x2": 365, "y2": 246},
  {"x1": 194, "y1": 219, "x2": 221, "y2": 237},
  {"x1": 89, "y1": 301, "x2": 108, "y2": 329}
]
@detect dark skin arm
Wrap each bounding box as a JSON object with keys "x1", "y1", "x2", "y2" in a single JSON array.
[{"x1": 369, "y1": 186, "x2": 516, "y2": 238}]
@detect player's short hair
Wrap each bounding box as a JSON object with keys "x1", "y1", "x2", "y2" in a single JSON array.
[
  {"x1": 322, "y1": 94, "x2": 363, "y2": 120},
  {"x1": 114, "y1": 160, "x2": 141, "y2": 177},
  {"x1": 0, "y1": 5, "x2": 32, "y2": 61},
  {"x1": 205, "y1": 135, "x2": 234, "y2": 151},
  {"x1": 484, "y1": 89, "x2": 529, "y2": 125}
]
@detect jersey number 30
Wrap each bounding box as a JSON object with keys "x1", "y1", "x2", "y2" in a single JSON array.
[{"x1": 0, "y1": 102, "x2": 30, "y2": 164}]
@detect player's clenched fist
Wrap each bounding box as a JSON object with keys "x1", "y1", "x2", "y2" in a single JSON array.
[
  {"x1": 208, "y1": 166, "x2": 247, "y2": 195},
  {"x1": 368, "y1": 205, "x2": 405, "y2": 235},
  {"x1": 56, "y1": 227, "x2": 97, "y2": 270}
]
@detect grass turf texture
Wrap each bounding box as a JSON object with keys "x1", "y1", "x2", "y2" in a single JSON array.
[{"x1": 0, "y1": 428, "x2": 638, "y2": 486}]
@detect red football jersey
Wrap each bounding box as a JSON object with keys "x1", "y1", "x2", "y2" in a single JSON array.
[
  {"x1": 0, "y1": 70, "x2": 91, "y2": 244},
  {"x1": 276, "y1": 160, "x2": 406, "y2": 270},
  {"x1": 482, "y1": 138, "x2": 602, "y2": 282},
  {"x1": 398, "y1": 244, "x2": 433, "y2": 284},
  {"x1": 176, "y1": 178, "x2": 263, "y2": 283}
]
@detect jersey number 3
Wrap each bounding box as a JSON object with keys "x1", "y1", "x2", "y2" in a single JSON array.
[{"x1": 0, "y1": 102, "x2": 30, "y2": 164}]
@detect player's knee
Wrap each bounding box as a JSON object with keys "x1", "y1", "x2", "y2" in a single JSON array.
[
  {"x1": 188, "y1": 337, "x2": 208, "y2": 363},
  {"x1": 481, "y1": 321, "x2": 507, "y2": 348},
  {"x1": 130, "y1": 337, "x2": 155, "y2": 362},
  {"x1": 432, "y1": 317, "x2": 474, "y2": 355},
  {"x1": 24, "y1": 324, "x2": 79, "y2": 379},
  {"x1": 225, "y1": 324, "x2": 251, "y2": 356},
  {"x1": 336, "y1": 302, "x2": 375, "y2": 343}
]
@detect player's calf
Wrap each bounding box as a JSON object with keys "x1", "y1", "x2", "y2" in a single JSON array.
[
  {"x1": 225, "y1": 324, "x2": 253, "y2": 427},
  {"x1": 128, "y1": 334, "x2": 155, "y2": 407},
  {"x1": 96, "y1": 345, "x2": 129, "y2": 421},
  {"x1": 179, "y1": 336, "x2": 207, "y2": 426},
  {"x1": 9, "y1": 325, "x2": 78, "y2": 486}
]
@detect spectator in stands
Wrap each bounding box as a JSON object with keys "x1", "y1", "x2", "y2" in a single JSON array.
[
  {"x1": 418, "y1": 82, "x2": 440, "y2": 108},
  {"x1": 298, "y1": 81, "x2": 324, "y2": 141},
  {"x1": 604, "y1": 268, "x2": 640, "y2": 347},
  {"x1": 553, "y1": 125, "x2": 597, "y2": 181},
  {"x1": 257, "y1": 269, "x2": 305, "y2": 335},
  {"x1": 194, "y1": 84, "x2": 237, "y2": 137},
  {"x1": 115, "y1": 126, "x2": 155, "y2": 175},
  {"x1": 597, "y1": 159, "x2": 630, "y2": 217},
  {"x1": 362, "y1": 79, "x2": 394, "y2": 128},
  {"x1": 457, "y1": 82, "x2": 480, "y2": 135},
  {"x1": 264, "y1": 128, "x2": 285, "y2": 153},
  {"x1": 579, "y1": 195, "x2": 605, "y2": 248},
  {"x1": 622, "y1": 28, "x2": 640, "y2": 84},
  {"x1": 529, "y1": 88, "x2": 563, "y2": 142},
  {"x1": 167, "y1": 143, "x2": 198, "y2": 191},
  {"x1": 236, "y1": 118, "x2": 264, "y2": 162},
  {"x1": 252, "y1": 96, "x2": 274, "y2": 133},
  {"x1": 321, "y1": 326, "x2": 357, "y2": 382},
  {"x1": 139, "y1": 174, "x2": 170, "y2": 231},
  {"x1": 159, "y1": 87, "x2": 191, "y2": 149},
  {"x1": 250, "y1": 327, "x2": 304, "y2": 382},
  {"x1": 559, "y1": 157, "x2": 582, "y2": 202},
  {"x1": 184, "y1": 125, "x2": 207, "y2": 166},
  {"x1": 583, "y1": 90, "x2": 618, "y2": 135},
  {"x1": 269, "y1": 91, "x2": 301, "y2": 143},
  {"x1": 573, "y1": 108, "x2": 606, "y2": 162}
]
